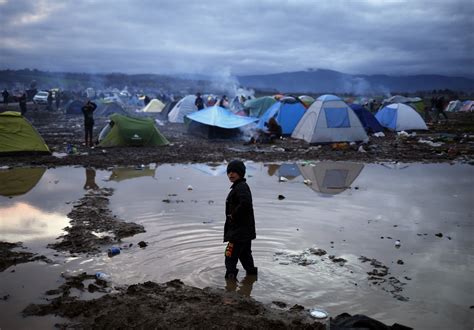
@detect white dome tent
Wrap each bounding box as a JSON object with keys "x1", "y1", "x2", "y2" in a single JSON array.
[
  {"x1": 291, "y1": 94, "x2": 368, "y2": 143},
  {"x1": 375, "y1": 103, "x2": 428, "y2": 131},
  {"x1": 168, "y1": 95, "x2": 198, "y2": 123}
]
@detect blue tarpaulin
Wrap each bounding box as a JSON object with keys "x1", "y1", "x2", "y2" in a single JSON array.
[{"x1": 186, "y1": 106, "x2": 258, "y2": 128}]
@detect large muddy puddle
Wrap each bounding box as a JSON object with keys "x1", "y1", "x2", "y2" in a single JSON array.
[{"x1": 1, "y1": 162, "x2": 473, "y2": 329}]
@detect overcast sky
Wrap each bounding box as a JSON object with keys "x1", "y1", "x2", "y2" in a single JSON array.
[{"x1": 0, "y1": 0, "x2": 473, "y2": 77}]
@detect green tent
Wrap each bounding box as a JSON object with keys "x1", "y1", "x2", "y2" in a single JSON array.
[
  {"x1": 243, "y1": 96, "x2": 277, "y2": 117},
  {"x1": 0, "y1": 167, "x2": 46, "y2": 197},
  {"x1": 98, "y1": 114, "x2": 169, "y2": 147},
  {"x1": 0, "y1": 111, "x2": 50, "y2": 154}
]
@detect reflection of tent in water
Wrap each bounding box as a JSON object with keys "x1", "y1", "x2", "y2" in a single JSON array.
[
  {"x1": 266, "y1": 163, "x2": 301, "y2": 180},
  {"x1": 191, "y1": 164, "x2": 228, "y2": 176},
  {"x1": 108, "y1": 167, "x2": 157, "y2": 182},
  {"x1": 0, "y1": 167, "x2": 46, "y2": 197},
  {"x1": 298, "y1": 162, "x2": 364, "y2": 195}
]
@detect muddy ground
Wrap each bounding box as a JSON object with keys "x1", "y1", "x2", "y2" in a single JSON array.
[{"x1": 2, "y1": 105, "x2": 471, "y2": 328}]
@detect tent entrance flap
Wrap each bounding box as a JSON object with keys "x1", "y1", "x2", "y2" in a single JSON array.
[{"x1": 324, "y1": 108, "x2": 350, "y2": 128}]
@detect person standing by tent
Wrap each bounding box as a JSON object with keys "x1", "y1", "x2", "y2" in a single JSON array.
[
  {"x1": 47, "y1": 91, "x2": 53, "y2": 111},
  {"x1": 81, "y1": 100, "x2": 97, "y2": 147},
  {"x1": 219, "y1": 95, "x2": 229, "y2": 108},
  {"x1": 2, "y1": 89, "x2": 9, "y2": 107},
  {"x1": 19, "y1": 93, "x2": 27, "y2": 116},
  {"x1": 224, "y1": 160, "x2": 258, "y2": 280},
  {"x1": 195, "y1": 92, "x2": 204, "y2": 110}
]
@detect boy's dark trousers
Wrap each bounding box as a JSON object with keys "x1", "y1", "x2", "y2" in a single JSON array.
[{"x1": 225, "y1": 240, "x2": 257, "y2": 278}]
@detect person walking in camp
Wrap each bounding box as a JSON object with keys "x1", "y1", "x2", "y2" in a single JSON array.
[
  {"x1": 224, "y1": 160, "x2": 258, "y2": 280},
  {"x1": 81, "y1": 100, "x2": 97, "y2": 147},
  {"x1": 19, "y1": 93, "x2": 27, "y2": 116},
  {"x1": 2, "y1": 89, "x2": 9, "y2": 107},
  {"x1": 55, "y1": 90, "x2": 61, "y2": 111},
  {"x1": 434, "y1": 95, "x2": 448, "y2": 124},
  {"x1": 195, "y1": 92, "x2": 204, "y2": 110}
]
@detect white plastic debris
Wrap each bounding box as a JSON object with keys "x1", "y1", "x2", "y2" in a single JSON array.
[
  {"x1": 397, "y1": 131, "x2": 409, "y2": 137},
  {"x1": 303, "y1": 179, "x2": 312, "y2": 185},
  {"x1": 373, "y1": 132, "x2": 385, "y2": 137},
  {"x1": 395, "y1": 240, "x2": 401, "y2": 247},
  {"x1": 418, "y1": 139, "x2": 443, "y2": 147},
  {"x1": 187, "y1": 185, "x2": 193, "y2": 190},
  {"x1": 358, "y1": 146, "x2": 367, "y2": 153},
  {"x1": 279, "y1": 176, "x2": 288, "y2": 182}
]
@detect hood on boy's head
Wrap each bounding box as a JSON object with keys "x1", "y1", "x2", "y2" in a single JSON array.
[{"x1": 227, "y1": 160, "x2": 246, "y2": 178}]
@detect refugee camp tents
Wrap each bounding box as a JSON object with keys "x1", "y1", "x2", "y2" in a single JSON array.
[
  {"x1": 142, "y1": 99, "x2": 166, "y2": 113},
  {"x1": 257, "y1": 99, "x2": 306, "y2": 135},
  {"x1": 168, "y1": 95, "x2": 198, "y2": 123},
  {"x1": 191, "y1": 164, "x2": 228, "y2": 176},
  {"x1": 0, "y1": 111, "x2": 50, "y2": 154},
  {"x1": 382, "y1": 95, "x2": 424, "y2": 114},
  {"x1": 0, "y1": 167, "x2": 46, "y2": 197},
  {"x1": 185, "y1": 106, "x2": 258, "y2": 139},
  {"x1": 95, "y1": 102, "x2": 128, "y2": 117},
  {"x1": 291, "y1": 94, "x2": 368, "y2": 143},
  {"x1": 446, "y1": 100, "x2": 463, "y2": 112},
  {"x1": 298, "y1": 162, "x2": 364, "y2": 195},
  {"x1": 349, "y1": 104, "x2": 384, "y2": 133},
  {"x1": 278, "y1": 163, "x2": 301, "y2": 180},
  {"x1": 460, "y1": 100, "x2": 474, "y2": 112},
  {"x1": 98, "y1": 114, "x2": 169, "y2": 147},
  {"x1": 299, "y1": 95, "x2": 315, "y2": 108},
  {"x1": 375, "y1": 103, "x2": 428, "y2": 131},
  {"x1": 243, "y1": 96, "x2": 277, "y2": 118},
  {"x1": 159, "y1": 101, "x2": 178, "y2": 120},
  {"x1": 65, "y1": 100, "x2": 84, "y2": 115}
]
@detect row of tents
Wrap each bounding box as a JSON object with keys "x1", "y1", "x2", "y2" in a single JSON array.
[{"x1": 0, "y1": 93, "x2": 430, "y2": 154}]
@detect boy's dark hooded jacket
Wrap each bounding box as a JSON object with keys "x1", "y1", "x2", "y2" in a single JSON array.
[{"x1": 224, "y1": 178, "x2": 256, "y2": 242}]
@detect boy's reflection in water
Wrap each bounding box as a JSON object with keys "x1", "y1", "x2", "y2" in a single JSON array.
[
  {"x1": 84, "y1": 167, "x2": 99, "y2": 190},
  {"x1": 225, "y1": 275, "x2": 258, "y2": 296}
]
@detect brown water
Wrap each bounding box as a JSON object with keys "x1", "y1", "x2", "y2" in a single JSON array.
[{"x1": 0, "y1": 162, "x2": 473, "y2": 329}]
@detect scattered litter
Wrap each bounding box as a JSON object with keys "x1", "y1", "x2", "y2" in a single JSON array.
[
  {"x1": 278, "y1": 195, "x2": 285, "y2": 200},
  {"x1": 278, "y1": 176, "x2": 288, "y2": 182},
  {"x1": 418, "y1": 139, "x2": 443, "y2": 147},
  {"x1": 52, "y1": 152, "x2": 68, "y2": 158},
  {"x1": 107, "y1": 247, "x2": 121, "y2": 257},
  {"x1": 138, "y1": 241, "x2": 148, "y2": 248},
  {"x1": 373, "y1": 132, "x2": 385, "y2": 137},
  {"x1": 187, "y1": 185, "x2": 193, "y2": 190},
  {"x1": 435, "y1": 233, "x2": 443, "y2": 238},
  {"x1": 358, "y1": 146, "x2": 367, "y2": 153},
  {"x1": 303, "y1": 179, "x2": 312, "y2": 185},
  {"x1": 395, "y1": 240, "x2": 401, "y2": 248}
]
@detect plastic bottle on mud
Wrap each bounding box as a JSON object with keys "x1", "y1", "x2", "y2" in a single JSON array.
[
  {"x1": 107, "y1": 247, "x2": 121, "y2": 257},
  {"x1": 310, "y1": 308, "x2": 330, "y2": 329},
  {"x1": 95, "y1": 272, "x2": 111, "y2": 282}
]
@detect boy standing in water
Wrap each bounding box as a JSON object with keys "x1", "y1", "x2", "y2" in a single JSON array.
[{"x1": 224, "y1": 160, "x2": 258, "y2": 279}]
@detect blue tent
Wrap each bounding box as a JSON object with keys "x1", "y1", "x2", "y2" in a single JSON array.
[
  {"x1": 257, "y1": 101, "x2": 306, "y2": 135},
  {"x1": 185, "y1": 106, "x2": 258, "y2": 139},
  {"x1": 349, "y1": 104, "x2": 383, "y2": 133}
]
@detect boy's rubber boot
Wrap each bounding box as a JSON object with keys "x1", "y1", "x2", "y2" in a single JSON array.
[
  {"x1": 225, "y1": 269, "x2": 239, "y2": 280},
  {"x1": 246, "y1": 267, "x2": 258, "y2": 276}
]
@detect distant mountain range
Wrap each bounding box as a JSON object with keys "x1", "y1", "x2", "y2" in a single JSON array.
[{"x1": 237, "y1": 69, "x2": 474, "y2": 94}]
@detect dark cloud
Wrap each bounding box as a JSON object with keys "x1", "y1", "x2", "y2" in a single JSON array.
[{"x1": 0, "y1": 0, "x2": 472, "y2": 76}]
